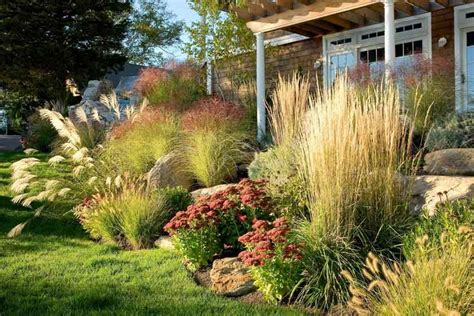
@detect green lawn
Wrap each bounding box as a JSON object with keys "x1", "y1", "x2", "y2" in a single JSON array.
[{"x1": 0, "y1": 151, "x2": 304, "y2": 315}]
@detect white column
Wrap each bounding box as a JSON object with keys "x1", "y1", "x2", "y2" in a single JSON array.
[
  {"x1": 256, "y1": 32, "x2": 266, "y2": 142},
  {"x1": 384, "y1": 0, "x2": 396, "y2": 77},
  {"x1": 206, "y1": 62, "x2": 213, "y2": 95}
]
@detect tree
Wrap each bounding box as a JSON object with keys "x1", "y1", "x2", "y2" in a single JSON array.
[
  {"x1": 125, "y1": 0, "x2": 184, "y2": 66},
  {"x1": 183, "y1": 0, "x2": 254, "y2": 64},
  {"x1": 0, "y1": 0, "x2": 131, "y2": 102}
]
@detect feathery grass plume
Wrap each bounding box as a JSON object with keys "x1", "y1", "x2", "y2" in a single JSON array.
[
  {"x1": 24, "y1": 148, "x2": 38, "y2": 155},
  {"x1": 346, "y1": 232, "x2": 473, "y2": 315},
  {"x1": 296, "y1": 76, "x2": 415, "y2": 241},
  {"x1": 100, "y1": 91, "x2": 121, "y2": 120},
  {"x1": 268, "y1": 72, "x2": 309, "y2": 146}
]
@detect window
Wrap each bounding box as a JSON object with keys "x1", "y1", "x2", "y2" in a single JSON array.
[
  {"x1": 361, "y1": 31, "x2": 384, "y2": 40},
  {"x1": 328, "y1": 52, "x2": 355, "y2": 84},
  {"x1": 395, "y1": 40, "x2": 423, "y2": 57},
  {"x1": 324, "y1": 14, "x2": 430, "y2": 87},
  {"x1": 330, "y1": 37, "x2": 352, "y2": 46}
]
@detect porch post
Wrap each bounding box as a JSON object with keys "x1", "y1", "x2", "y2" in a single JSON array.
[
  {"x1": 256, "y1": 32, "x2": 266, "y2": 142},
  {"x1": 384, "y1": 0, "x2": 396, "y2": 77}
]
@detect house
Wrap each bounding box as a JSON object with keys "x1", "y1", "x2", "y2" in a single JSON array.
[{"x1": 218, "y1": 0, "x2": 474, "y2": 140}]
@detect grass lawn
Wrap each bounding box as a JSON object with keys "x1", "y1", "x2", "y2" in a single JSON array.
[{"x1": 0, "y1": 151, "x2": 304, "y2": 315}]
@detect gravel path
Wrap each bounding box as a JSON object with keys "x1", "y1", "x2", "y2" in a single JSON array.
[{"x1": 0, "y1": 135, "x2": 22, "y2": 151}]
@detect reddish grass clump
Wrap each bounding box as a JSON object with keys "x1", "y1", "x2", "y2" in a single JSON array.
[
  {"x1": 134, "y1": 68, "x2": 169, "y2": 96},
  {"x1": 109, "y1": 107, "x2": 169, "y2": 139},
  {"x1": 182, "y1": 97, "x2": 246, "y2": 131}
]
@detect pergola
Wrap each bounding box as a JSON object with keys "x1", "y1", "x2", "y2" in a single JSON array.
[{"x1": 226, "y1": 0, "x2": 462, "y2": 141}]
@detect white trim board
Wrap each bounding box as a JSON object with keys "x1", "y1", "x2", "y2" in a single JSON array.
[{"x1": 454, "y1": 3, "x2": 474, "y2": 112}]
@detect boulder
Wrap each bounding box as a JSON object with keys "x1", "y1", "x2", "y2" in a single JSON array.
[
  {"x1": 154, "y1": 236, "x2": 174, "y2": 250},
  {"x1": 147, "y1": 153, "x2": 192, "y2": 191},
  {"x1": 191, "y1": 184, "x2": 235, "y2": 201},
  {"x1": 424, "y1": 148, "x2": 474, "y2": 176},
  {"x1": 410, "y1": 175, "x2": 474, "y2": 215},
  {"x1": 82, "y1": 80, "x2": 101, "y2": 100},
  {"x1": 210, "y1": 257, "x2": 256, "y2": 297}
]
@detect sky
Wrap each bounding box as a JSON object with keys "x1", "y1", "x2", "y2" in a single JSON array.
[{"x1": 164, "y1": 0, "x2": 200, "y2": 60}]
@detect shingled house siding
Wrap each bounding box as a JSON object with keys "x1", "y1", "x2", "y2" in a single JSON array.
[
  {"x1": 213, "y1": 37, "x2": 323, "y2": 101},
  {"x1": 431, "y1": 7, "x2": 455, "y2": 69},
  {"x1": 214, "y1": 9, "x2": 455, "y2": 101}
]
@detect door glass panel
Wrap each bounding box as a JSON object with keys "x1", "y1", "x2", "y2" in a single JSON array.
[
  {"x1": 466, "y1": 31, "x2": 474, "y2": 108},
  {"x1": 328, "y1": 52, "x2": 355, "y2": 84}
]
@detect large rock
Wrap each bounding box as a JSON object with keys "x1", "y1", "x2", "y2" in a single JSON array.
[
  {"x1": 210, "y1": 257, "x2": 256, "y2": 297},
  {"x1": 147, "y1": 153, "x2": 192, "y2": 190},
  {"x1": 410, "y1": 175, "x2": 474, "y2": 215},
  {"x1": 424, "y1": 148, "x2": 474, "y2": 176},
  {"x1": 191, "y1": 184, "x2": 235, "y2": 201}
]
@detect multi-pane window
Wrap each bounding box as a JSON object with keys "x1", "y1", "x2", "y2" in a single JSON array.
[
  {"x1": 328, "y1": 52, "x2": 355, "y2": 84},
  {"x1": 324, "y1": 14, "x2": 430, "y2": 86}
]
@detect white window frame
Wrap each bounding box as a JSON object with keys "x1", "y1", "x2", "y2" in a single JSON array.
[
  {"x1": 322, "y1": 13, "x2": 432, "y2": 87},
  {"x1": 454, "y1": 3, "x2": 474, "y2": 112}
]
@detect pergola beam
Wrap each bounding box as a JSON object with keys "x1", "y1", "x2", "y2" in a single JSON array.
[{"x1": 246, "y1": 0, "x2": 381, "y2": 33}]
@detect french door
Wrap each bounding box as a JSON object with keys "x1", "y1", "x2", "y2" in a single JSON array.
[{"x1": 461, "y1": 27, "x2": 474, "y2": 111}]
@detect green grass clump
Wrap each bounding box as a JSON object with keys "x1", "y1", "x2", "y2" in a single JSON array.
[
  {"x1": 0, "y1": 151, "x2": 303, "y2": 315},
  {"x1": 76, "y1": 180, "x2": 192, "y2": 250},
  {"x1": 103, "y1": 113, "x2": 180, "y2": 174},
  {"x1": 185, "y1": 130, "x2": 248, "y2": 187}
]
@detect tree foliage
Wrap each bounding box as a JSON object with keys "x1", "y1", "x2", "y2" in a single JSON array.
[
  {"x1": 183, "y1": 0, "x2": 254, "y2": 64},
  {"x1": 125, "y1": 0, "x2": 184, "y2": 66},
  {"x1": 0, "y1": 0, "x2": 131, "y2": 101}
]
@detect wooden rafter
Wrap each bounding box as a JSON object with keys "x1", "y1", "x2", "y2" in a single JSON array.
[
  {"x1": 307, "y1": 20, "x2": 340, "y2": 32},
  {"x1": 323, "y1": 15, "x2": 353, "y2": 29},
  {"x1": 356, "y1": 7, "x2": 383, "y2": 23},
  {"x1": 394, "y1": 1, "x2": 413, "y2": 15},
  {"x1": 339, "y1": 11, "x2": 366, "y2": 26},
  {"x1": 432, "y1": 0, "x2": 449, "y2": 7},
  {"x1": 245, "y1": 0, "x2": 381, "y2": 33},
  {"x1": 406, "y1": 0, "x2": 431, "y2": 11}
]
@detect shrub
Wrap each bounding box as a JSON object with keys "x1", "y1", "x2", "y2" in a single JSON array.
[
  {"x1": 24, "y1": 111, "x2": 57, "y2": 152},
  {"x1": 403, "y1": 198, "x2": 474, "y2": 259},
  {"x1": 425, "y1": 114, "x2": 474, "y2": 152},
  {"x1": 104, "y1": 109, "x2": 181, "y2": 174},
  {"x1": 76, "y1": 178, "x2": 187, "y2": 250},
  {"x1": 164, "y1": 179, "x2": 275, "y2": 270},
  {"x1": 238, "y1": 217, "x2": 304, "y2": 303},
  {"x1": 346, "y1": 232, "x2": 473, "y2": 315},
  {"x1": 248, "y1": 146, "x2": 307, "y2": 221},
  {"x1": 143, "y1": 62, "x2": 204, "y2": 111}
]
